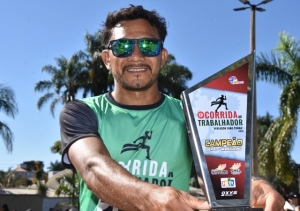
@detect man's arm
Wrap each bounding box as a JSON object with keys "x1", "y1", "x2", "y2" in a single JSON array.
[
  {"x1": 68, "y1": 136, "x2": 210, "y2": 211},
  {"x1": 59, "y1": 100, "x2": 205, "y2": 210}
]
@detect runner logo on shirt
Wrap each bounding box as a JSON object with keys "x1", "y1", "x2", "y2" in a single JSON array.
[{"x1": 120, "y1": 130, "x2": 152, "y2": 160}]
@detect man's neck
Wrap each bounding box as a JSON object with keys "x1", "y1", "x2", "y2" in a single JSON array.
[{"x1": 111, "y1": 87, "x2": 162, "y2": 106}]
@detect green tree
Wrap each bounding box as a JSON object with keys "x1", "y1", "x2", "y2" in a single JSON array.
[
  {"x1": 48, "y1": 160, "x2": 65, "y2": 171},
  {"x1": 0, "y1": 170, "x2": 5, "y2": 187},
  {"x1": 0, "y1": 83, "x2": 18, "y2": 153},
  {"x1": 50, "y1": 140, "x2": 63, "y2": 155},
  {"x1": 257, "y1": 112, "x2": 274, "y2": 145},
  {"x1": 22, "y1": 160, "x2": 44, "y2": 171},
  {"x1": 256, "y1": 32, "x2": 300, "y2": 184},
  {"x1": 257, "y1": 112, "x2": 275, "y2": 179},
  {"x1": 0, "y1": 168, "x2": 14, "y2": 187},
  {"x1": 49, "y1": 141, "x2": 65, "y2": 171},
  {"x1": 50, "y1": 140, "x2": 78, "y2": 206},
  {"x1": 84, "y1": 31, "x2": 111, "y2": 96},
  {"x1": 35, "y1": 51, "x2": 90, "y2": 116},
  {"x1": 55, "y1": 170, "x2": 79, "y2": 208},
  {"x1": 34, "y1": 161, "x2": 48, "y2": 197},
  {"x1": 0, "y1": 168, "x2": 32, "y2": 188},
  {"x1": 158, "y1": 54, "x2": 192, "y2": 99}
]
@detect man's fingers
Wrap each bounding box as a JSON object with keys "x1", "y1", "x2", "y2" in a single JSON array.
[
  {"x1": 181, "y1": 191, "x2": 211, "y2": 210},
  {"x1": 263, "y1": 194, "x2": 285, "y2": 211},
  {"x1": 251, "y1": 180, "x2": 285, "y2": 211}
]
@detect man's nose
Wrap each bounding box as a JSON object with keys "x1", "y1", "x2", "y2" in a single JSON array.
[{"x1": 128, "y1": 44, "x2": 145, "y2": 61}]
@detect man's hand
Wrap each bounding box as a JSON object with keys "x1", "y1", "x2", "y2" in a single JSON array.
[
  {"x1": 146, "y1": 186, "x2": 211, "y2": 211},
  {"x1": 251, "y1": 179, "x2": 285, "y2": 211}
]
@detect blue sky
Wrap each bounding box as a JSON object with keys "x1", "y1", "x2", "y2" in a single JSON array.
[{"x1": 0, "y1": 0, "x2": 299, "y2": 172}]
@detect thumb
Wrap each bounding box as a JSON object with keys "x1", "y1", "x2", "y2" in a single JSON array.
[{"x1": 183, "y1": 192, "x2": 211, "y2": 210}]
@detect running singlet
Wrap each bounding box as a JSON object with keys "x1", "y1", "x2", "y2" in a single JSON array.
[{"x1": 60, "y1": 93, "x2": 193, "y2": 211}]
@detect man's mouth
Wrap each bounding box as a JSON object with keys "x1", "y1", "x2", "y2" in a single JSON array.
[
  {"x1": 127, "y1": 67, "x2": 147, "y2": 72},
  {"x1": 123, "y1": 64, "x2": 151, "y2": 73}
]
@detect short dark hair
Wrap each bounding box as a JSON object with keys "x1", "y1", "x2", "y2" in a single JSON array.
[
  {"x1": 101, "y1": 4, "x2": 167, "y2": 45},
  {"x1": 288, "y1": 192, "x2": 298, "y2": 198}
]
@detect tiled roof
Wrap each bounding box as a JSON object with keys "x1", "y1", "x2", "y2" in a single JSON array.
[{"x1": 13, "y1": 167, "x2": 28, "y2": 172}]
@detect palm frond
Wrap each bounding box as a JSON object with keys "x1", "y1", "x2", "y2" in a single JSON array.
[
  {"x1": 276, "y1": 32, "x2": 300, "y2": 75},
  {"x1": 278, "y1": 82, "x2": 300, "y2": 117},
  {"x1": 158, "y1": 54, "x2": 192, "y2": 98},
  {"x1": 41, "y1": 65, "x2": 58, "y2": 75},
  {"x1": 0, "y1": 84, "x2": 18, "y2": 118},
  {"x1": 0, "y1": 121, "x2": 13, "y2": 153},
  {"x1": 84, "y1": 31, "x2": 104, "y2": 54},
  {"x1": 50, "y1": 96, "x2": 62, "y2": 117},
  {"x1": 258, "y1": 117, "x2": 282, "y2": 176},
  {"x1": 55, "y1": 56, "x2": 68, "y2": 69},
  {"x1": 273, "y1": 115, "x2": 297, "y2": 184},
  {"x1": 37, "y1": 93, "x2": 54, "y2": 110},
  {"x1": 34, "y1": 80, "x2": 53, "y2": 92},
  {"x1": 256, "y1": 51, "x2": 293, "y2": 87}
]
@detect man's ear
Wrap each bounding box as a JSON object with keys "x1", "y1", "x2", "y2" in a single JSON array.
[
  {"x1": 101, "y1": 50, "x2": 112, "y2": 70},
  {"x1": 160, "y1": 48, "x2": 168, "y2": 68}
]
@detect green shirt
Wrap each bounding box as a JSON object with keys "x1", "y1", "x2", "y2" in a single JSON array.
[{"x1": 60, "y1": 93, "x2": 193, "y2": 211}]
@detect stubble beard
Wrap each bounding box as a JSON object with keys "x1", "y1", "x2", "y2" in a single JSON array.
[{"x1": 112, "y1": 65, "x2": 159, "y2": 92}]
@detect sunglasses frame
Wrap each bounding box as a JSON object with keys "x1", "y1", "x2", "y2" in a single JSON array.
[{"x1": 106, "y1": 38, "x2": 163, "y2": 58}]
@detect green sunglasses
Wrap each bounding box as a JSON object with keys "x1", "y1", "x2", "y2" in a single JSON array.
[{"x1": 106, "y1": 38, "x2": 163, "y2": 58}]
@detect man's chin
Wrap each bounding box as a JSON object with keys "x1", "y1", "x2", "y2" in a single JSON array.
[
  {"x1": 124, "y1": 85, "x2": 150, "y2": 92},
  {"x1": 123, "y1": 81, "x2": 154, "y2": 92}
]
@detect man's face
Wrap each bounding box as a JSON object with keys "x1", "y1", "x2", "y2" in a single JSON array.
[
  {"x1": 102, "y1": 19, "x2": 168, "y2": 91},
  {"x1": 289, "y1": 197, "x2": 299, "y2": 205}
]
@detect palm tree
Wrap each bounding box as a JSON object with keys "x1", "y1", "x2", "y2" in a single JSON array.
[
  {"x1": 256, "y1": 32, "x2": 300, "y2": 184},
  {"x1": 49, "y1": 141, "x2": 65, "y2": 171},
  {"x1": 84, "y1": 31, "x2": 112, "y2": 96},
  {"x1": 48, "y1": 160, "x2": 65, "y2": 171},
  {"x1": 50, "y1": 140, "x2": 62, "y2": 155},
  {"x1": 0, "y1": 168, "x2": 32, "y2": 188},
  {"x1": 257, "y1": 112, "x2": 274, "y2": 145},
  {"x1": 35, "y1": 51, "x2": 90, "y2": 116},
  {"x1": 34, "y1": 161, "x2": 48, "y2": 197},
  {"x1": 0, "y1": 83, "x2": 18, "y2": 153},
  {"x1": 55, "y1": 170, "x2": 79, "y2": 208},
  {"x1": 158, "y1": 54, "x2": 192, "y2": 99},
  {"x1": 49, "y1": 140, "x2": 78, "y2": 206},
  {"x1": 257, "y1": 112, "x2": 275, "y2": 178}
]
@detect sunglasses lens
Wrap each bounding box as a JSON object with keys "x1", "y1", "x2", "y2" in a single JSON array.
[
  {"x1": 138, "y1": 39, "x2": 161, "y2": 57},
  {"x1": 108, "y1": 39, "x2": 162, "y2": 58},
  {"x1": 111, "y1": 39, "x2": 134, "y2": 58}
]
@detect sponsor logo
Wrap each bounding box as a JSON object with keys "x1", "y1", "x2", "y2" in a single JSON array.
[
  {"x1": 221, "y1": 178, "x2": 236, "y2": 188},
  {"x1": 221, "y1": 190, "x2": 238, "y2": 196},
  {"x1": 230, "y1": 163, "x2": 242, "y2": 175},
  {"x1": 211, "y1": 164, "x2": 228, "y2": 175},
  {"x1": 228, "y1": 76, "x2": 244, "y2": 85}
]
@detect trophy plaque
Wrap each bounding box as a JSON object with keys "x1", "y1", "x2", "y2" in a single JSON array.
[{"x1": 181, "y1": 53, "x2": 263, "y2": 210}]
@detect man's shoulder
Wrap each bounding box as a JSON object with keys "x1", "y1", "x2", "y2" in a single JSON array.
[
  {"x1": 163, "y1": 94, "x2": 182, "y2": 107},
  {"x1": 81, "y1": 93, "x2": 106, "y2": 104}
]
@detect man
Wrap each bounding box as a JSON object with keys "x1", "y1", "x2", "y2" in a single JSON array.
[
  {"x1": 60, "y1": 4, "x2": 285, "y2": 211},
  {"x1": 284, "y1": 192, "x2": 300, "y2": 211}
]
